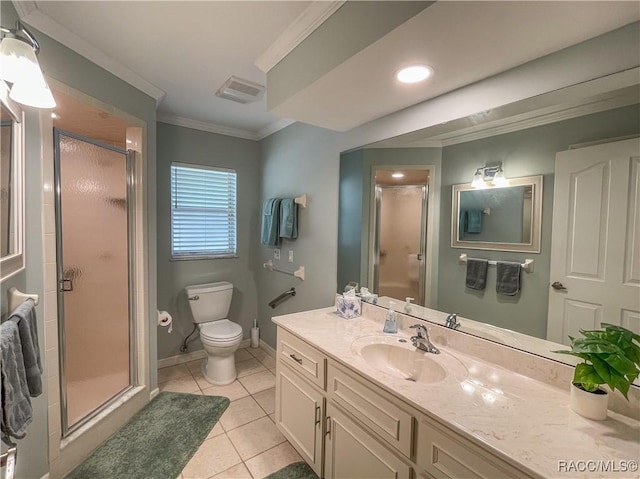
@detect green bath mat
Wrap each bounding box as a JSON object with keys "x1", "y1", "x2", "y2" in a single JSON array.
[
  {"x1": 266, "y1": 461, "x2": 319, "y2": 479},
  {"x1": 66, "y1": 392, "x2": 229, "y2": 479}
]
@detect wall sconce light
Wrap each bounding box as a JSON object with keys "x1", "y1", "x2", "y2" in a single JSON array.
[
  {"x1": 472, "y1": 165, "x2": 508, "y2": 188},
  {"x1": 0, "y1": 21, "x2": 56, "y2": 108}
]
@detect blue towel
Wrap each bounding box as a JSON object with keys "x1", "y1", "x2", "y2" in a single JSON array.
[
  {"x1": 261, "y1": 198, "x2": 282, "y2": 246},
  {"x1": 496, "y1": 261, "x2": 521, "y2": 296},
  {"x1": 467, "y1": 210, "x2": 483, "y2": 234},
  {"x1": 279, "y1": 198, "x2": 298, "y2": 239},
  {"x1": 10, "y1": 299, "x2": 42, "y2": 397},
  {"x1": 0, "y1": 321, "x2": 33, "y2": 440}
]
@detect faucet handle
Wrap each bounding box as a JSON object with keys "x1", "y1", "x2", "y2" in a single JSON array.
[{"x1": 409, "y1": 323, "x2": 427, "y2": 338}]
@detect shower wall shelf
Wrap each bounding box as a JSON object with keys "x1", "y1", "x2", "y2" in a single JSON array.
[
  {"x1": 459, "y1": 253, "x2": 534, "y2": 273},
  {"x1": 7, "y1": 287, "x2": 39, "y2": 313},
  {"x1": 263, "y1": 260, "x2": 305, "y2": 280}
]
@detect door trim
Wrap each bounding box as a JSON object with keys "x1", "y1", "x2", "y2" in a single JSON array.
[{"x1": 368, "y1": 164, "x2": 438, "y2": 307}]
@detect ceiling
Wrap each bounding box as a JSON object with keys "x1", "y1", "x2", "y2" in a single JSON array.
[{"x1": 17, "y1": 1, "x2": 640, "y2": 138}]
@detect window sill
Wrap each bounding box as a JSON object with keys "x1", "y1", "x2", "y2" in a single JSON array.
[{"x1": 171, "y1": 254, "x2": 239, "y2": 261}]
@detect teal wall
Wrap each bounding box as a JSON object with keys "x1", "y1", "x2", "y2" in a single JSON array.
[
  {"x1": 437, "y1": 104, "x2": 640, "y2": 338},
  {"x1": 156, "y1": 122, "x2": 261, "y2": 360}
]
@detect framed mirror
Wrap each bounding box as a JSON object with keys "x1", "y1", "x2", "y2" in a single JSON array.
[
  {"x1": 1, "y1": 83, "x2": 25, "y2": 281},
  {"x1": 452, "y1": 175, "x2": 542, "y2": 252}
]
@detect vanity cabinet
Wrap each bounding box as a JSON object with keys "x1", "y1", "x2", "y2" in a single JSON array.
[
  {"x1": 415, "y1": 416, "x2": 528, "y2": 479},
  {"x1": 324, "y1": 403, "x2": 412, "y2": 479},
  {"x1": 275, "y1": 363, "x2": 325, "y2": 476},
  {"x1": 275, "y1": 326, "x2": 534, "y2": 479},
  {"x1": 275, "y1": 328, "x2": 327, "y2": 476}
]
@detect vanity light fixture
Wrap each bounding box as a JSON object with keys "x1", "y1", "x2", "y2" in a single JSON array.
[
  {"x1": 395, "y1": 65, "x2": 433, "y2": 84},
  {"x1": 0, "y1": 21, "x2": 56, "y2": 108},
  {"x1": 391, "y1": 172, "x2": 405, "y2": 178},
  {"x1": 472, "y1": 165, "x2": 508, "y2": 188}
]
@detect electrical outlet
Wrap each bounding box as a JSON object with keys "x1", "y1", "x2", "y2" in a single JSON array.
[
  {"x1": 288, "y1": 250, "x2": 294, "y2": 263},
  {"x1": 274, "y1": 249, "x2": 280, "y2": 260}
]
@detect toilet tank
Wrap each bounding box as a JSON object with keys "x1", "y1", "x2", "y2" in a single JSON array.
[{"x1": 185, "y1": 281, "x2": 233, "y2": 323}]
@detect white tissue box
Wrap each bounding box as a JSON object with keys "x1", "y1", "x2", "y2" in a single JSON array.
[{"x1": 336, "y1": 296, "x2": 362, "y2": 319}]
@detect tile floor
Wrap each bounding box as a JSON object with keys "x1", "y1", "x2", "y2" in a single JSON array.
[{"x1": 158, "y1": 347, "x2": 303, "y2": 479}]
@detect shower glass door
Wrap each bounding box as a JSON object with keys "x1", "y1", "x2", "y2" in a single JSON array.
[
  {"x1": 374, "y1": 184, "x2": 427, "y2": 305},
  {"x1": 54, "y1": 129, "x2": 135, "y2": 434}
]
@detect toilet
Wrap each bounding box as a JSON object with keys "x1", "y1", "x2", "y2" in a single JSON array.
[{"x1": 185, "y1": 281, "x2": 243, "y2": 385}]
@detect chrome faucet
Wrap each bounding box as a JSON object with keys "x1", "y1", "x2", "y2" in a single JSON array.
[
  {"x1": 409, "y1": 324, "x2": 440, "y2": 354},
  {"x1": 445, "y1": 313, "x2": 460, "y2": 330}
]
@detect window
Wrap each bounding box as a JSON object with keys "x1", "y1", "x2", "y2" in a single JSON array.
[{"x1": 171, "y1": 163, "x2": 237, "y2": 259}]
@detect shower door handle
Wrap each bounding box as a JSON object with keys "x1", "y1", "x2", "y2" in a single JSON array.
[
  {"x1": 417, "y1": 253, "x2": 423, "y2": 261},
  {"x1": 59, "y1": 279, "x2": 74, "y2": 292}
]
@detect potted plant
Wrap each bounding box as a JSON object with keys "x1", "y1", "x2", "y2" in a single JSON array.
[{"x1": 553, "y1": 323, "x2": 640, "y2": 420}]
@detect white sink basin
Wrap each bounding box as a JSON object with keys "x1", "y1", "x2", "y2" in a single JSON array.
[{"x1": 351, "y1": 335, "x2": 468, "y2": 384}]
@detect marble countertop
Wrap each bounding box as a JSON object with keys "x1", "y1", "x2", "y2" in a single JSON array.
[{"x1": 272, "y1": 307, "x2": 640, "y2": 479}]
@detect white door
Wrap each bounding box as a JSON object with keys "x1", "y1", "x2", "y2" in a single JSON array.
[{"x1": 547, "y1": 138, "x2": 640, "y2": 344}]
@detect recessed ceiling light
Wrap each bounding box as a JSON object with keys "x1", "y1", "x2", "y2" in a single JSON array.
[
  {"x1": 392, "y1": 172, "x2": 405, "y2": 178},
  {"x1": 395, "y1": 65, "x2": 433, "y2": 84}
]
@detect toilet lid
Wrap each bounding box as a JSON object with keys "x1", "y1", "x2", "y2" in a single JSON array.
[{"x1": 200, "y1": 320, "x2": 242, "y2": 341}]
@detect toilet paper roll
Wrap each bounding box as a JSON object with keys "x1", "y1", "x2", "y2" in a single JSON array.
[
  {"x1": 157, "y1": 310, "x2": 173, "y2": 333},
  {"x1": 251, "y1": 327, "x2": 260, "y2": 348}
]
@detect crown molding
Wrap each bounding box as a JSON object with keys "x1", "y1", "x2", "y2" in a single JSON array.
[
  {"x1": 158, "y1": 113, "x2": 296, "y2": 141},
  {"x1": 257, "y1": 118, "x2": 296, "y2": 140},
  {"x1": 255, "y1": 1, "x2": 345, "y2": 73},
  {"x1": 13, "y1": 3, "x2": 166, "y2": 105},
  {"x1": 157, "y1": 113, "x2": 259, "y2": 140},
  {"x1": 437, "y1": 92, "x2": 639, "y2": 147}
]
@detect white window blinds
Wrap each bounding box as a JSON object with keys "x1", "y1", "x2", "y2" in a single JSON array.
[{"x1": 171, "y1": 163, "x2": 237, "y2": 258}]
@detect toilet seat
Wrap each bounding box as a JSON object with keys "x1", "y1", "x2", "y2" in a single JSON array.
[{"x1": 199, "y1": 319, "x2": 242, "y2": 342}]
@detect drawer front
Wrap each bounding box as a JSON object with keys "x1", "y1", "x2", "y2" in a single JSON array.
[
  {"x1": 415, "y1": 416, "x2": 529, "y2": 479},
  {"x1": 327, "y1": 363, "x2": 413, "y2": 458},
  {"x1": 277, "y1": 328, "x2": 326, "y2": 390}
]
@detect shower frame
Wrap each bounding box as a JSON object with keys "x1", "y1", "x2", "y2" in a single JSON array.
[
  {"x1": 53, "y1": 128, "x2": 138, "y2": 436},
  {"x1": 373, "y1": 184, "x2": 428, "y2": 305}
]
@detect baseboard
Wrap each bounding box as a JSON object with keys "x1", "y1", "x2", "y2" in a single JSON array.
[
  {"x1": 150, "y1": 388, "x2": 159, "y2": 400},
  {"x1": 157, "y1": 349, "x2": 206, "y2": 369},
  {"x1": 40, "y1": 474, "x2": 50, "y2": 479},
  {"x1": 158, "y1": 339, "x2": 253, "y2": 369},
  {"x1": 259, "y1": 341, "x2": 276, "y2": 357}
]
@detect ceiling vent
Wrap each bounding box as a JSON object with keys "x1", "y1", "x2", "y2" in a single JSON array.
[{"x1": 215, "y1": 76, "x2": 265, "y2": 104}]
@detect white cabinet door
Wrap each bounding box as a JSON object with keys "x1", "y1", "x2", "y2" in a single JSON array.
[
  {"x1": 324, "y1": 403, "x2": 411, "y2": 479},
  {"x1": 547, "y1": 138, "x2": 640, "y2": 343},
  {"x1": 275, "y1": 363, "x2": 324, "y2": 477}
]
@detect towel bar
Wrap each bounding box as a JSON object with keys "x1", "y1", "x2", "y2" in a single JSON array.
[
  {"x1": 263, "y1": 260, "x2": 305, "y2": 280},
  {"x1": 0, "y1": 446, "x2": 16, "y2": 478},
  {"x1": 294, "y1": 194, "x2": 307, "y2": 208},
  {"x1": 458, "y1": 253, "x2": 534, "y2": 273},
  {"x1": 7, "y1": 287, "x2": 39, "y2": 314}
]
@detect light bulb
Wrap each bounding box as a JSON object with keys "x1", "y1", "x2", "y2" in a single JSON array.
[
  {"x1": 492, "y1": 168, "x2": 508, "y2": 187},
  {"x1": 471, "y1": 169, "x2": 485, "y2": 188}
]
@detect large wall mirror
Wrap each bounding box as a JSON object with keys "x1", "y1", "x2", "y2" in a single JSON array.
[
  {"x1": 452, "y1": 175, "x2": 542, "y2": 252},
  {"x1": 337, "y1": 69, "x2": 640, "y2": 370},
  {"x1": 0, "y1": 85, "x2": 25, "y2": 281}
]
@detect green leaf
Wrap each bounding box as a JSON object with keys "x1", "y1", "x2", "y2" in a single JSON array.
[
  {"x1": 602, "y1": 323, "x2": 640, "y2": 343},
  {"x1": 574, "y1": 363, "x2": 604, "y2": 391},
  {"x1": 570, "y1": 338, "x2": 619, "y2": 354},
  {"x1": 602, "y1": 352, "x2": 638, "y2": 377},
  {"x1": 590, "y1": 355, "x2": 614, "y2": 390}
]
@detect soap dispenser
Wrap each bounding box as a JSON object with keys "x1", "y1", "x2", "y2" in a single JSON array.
[
  {"x1": 404, "y1": 297, "x2": 414, "y2": 314},
  {"x1": 383, "y1": 301, "x2": 398, "y2": 333}
]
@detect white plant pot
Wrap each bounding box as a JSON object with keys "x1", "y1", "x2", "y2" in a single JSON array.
[{"x1": 570, "y1": 382, "x2": 609, "y2": 420}]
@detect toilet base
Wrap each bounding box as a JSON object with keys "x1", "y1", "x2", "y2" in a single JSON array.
[{"x1": 201, "y1": 354, "x2": 237, "y2": 386}]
